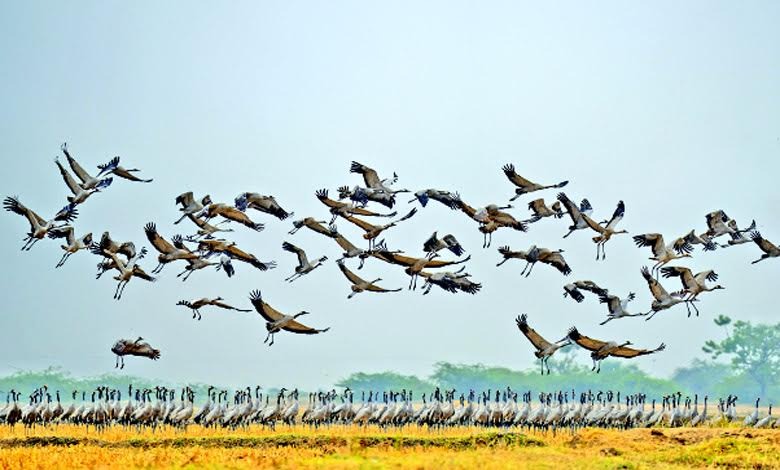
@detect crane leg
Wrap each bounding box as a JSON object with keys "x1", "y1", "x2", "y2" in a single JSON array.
[{"x1": 526, "y1": 262, "x2": 535, "y2": 277}]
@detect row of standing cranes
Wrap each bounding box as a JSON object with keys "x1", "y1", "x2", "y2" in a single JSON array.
[{"x1": 1, "y1": 385, "x2": 775, "y2": 431}]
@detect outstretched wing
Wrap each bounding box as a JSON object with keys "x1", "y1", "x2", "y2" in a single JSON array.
[
  {"x1": 502, "y1": 164, "x2": 534, "y2": 189},
  {"x1": 566, "y1": 327, "x2": 608, "y2": 352},
  {"x1": 350, "y1": 161, "x2": 383, "y2": 188},
  {"x1": 47, "y1": 225, "x2": 75, "y2": 244},
  {"x1": 610, "y1": 343, "x2": 665, "y2": 358},
  {"x1": 144, "y1": 222, "x2": 176, "y2": 254},
  {"x1": 442, "y1": 234, "x2": 465, "y2": 256},
  {"x1": 315, "y1": 189, "x2": 344, "y2": 209},
  {"x1": 210, "y1": 299, "x2": 251, "y2": 312},
  {"x1": 213, "y1": 205, "x2": 264, "y2": 231},
  {"x1": 61, "y1": 144, "x2": 92, "y2": 183},
  {"x1": 248, "y1": 290, "x2": 285, "y2": 323},
  {"x1": 371, "y1": 251, "x2": 421, "y2": 267},
  {"x1": 515, "y1": 314, "x2": 552, "y2": 352},
  {"x1": 660, "y1": 266, "x2": 695, "y2": 289},
  {"x1": 556, "y1": 192, "x2": 582, "y2": 223},
  {"x1": 3, "y1": 196, "x2": 45, "y2": 230},
  {"x1": 539, "y1": 251, "x2": 571, "y2": 275},
  {"x1": 605, "y1": 201, "x2": 625, "y2": 230},
  {"x1": 633, "y1": 233, "x2": 665, "y2": 256},
  {"x1": 333, "y1": 232, "x2": 360, "y2": 252},
  {"x1": 55, "y1": 159, "x2": 81, "y2": 195},
  {"x1": 641, "y1": 266, "x2": 670, "y2": 300},
  {"x1": 751, "y1": 231, "x2": 778, "y2": 254},
  {"x1": 422, "y1": 232, "x2": 440, "y2": 253},
  {"x1": 342, "y1": 214, "x2": 378, "y2": 232},
  {"x1": 337, "y1": 260, "x2": 365, "y2": 285},
  {"x1": 176, "y1": 191, "x2": 195, "y2": 207},
  {"x1": 282, "y1": 241, "x2": 309, "y2": 267},
  {"x1": 113, "y1": 166, "x2": 152, "y2": 182},
  {"x1": 597, "y1": 293, "x2": 621, "y2": 312},
  {"x1": 282, "y1": 322, "x2": 329, "y2": 335}
]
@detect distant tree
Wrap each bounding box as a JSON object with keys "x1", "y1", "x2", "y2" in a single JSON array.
[
  {"x1": 702, "y1": 316, "x2": 780, "y2": 398},
  {"x1": 671, "y1": 359, "x2": 734, "y2": 396},
  {"x1": 336, "y1": 371, "x2": 434, "y2": 392}
]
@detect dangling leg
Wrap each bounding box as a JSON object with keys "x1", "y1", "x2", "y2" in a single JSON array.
[
  {"x1": 540, "y1": 359, "x2": 544, "y2": 375},
  {"x1": 263, "y1": 332, "x2": 271, "y2": 344},
  {"x1": 592, "y1": 358, "x2": 597, "y2": 371},
  {"x1": 690, "y1": 300, "x2": 700, "y2": 317},
  {"x1": 56, "y1": 252, "x2": 69, "y2": 268},
  {"x1": 114, "y1": 281, "x2": 123, "y2": 299},
  {"x1": 525, "y1": 262, "x2": 536, "y2": 277},
  {"x1": 117, "y1": 281, "x2": 129, "y2": 299}
]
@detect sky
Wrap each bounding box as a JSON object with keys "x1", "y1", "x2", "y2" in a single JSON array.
[{"x1": 0, "y1": 1, "x2": 778, "y2": 390}]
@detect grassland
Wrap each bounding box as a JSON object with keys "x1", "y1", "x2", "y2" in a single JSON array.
[{"x1": 0, "y1": 425, "x2": 778, "y2": 469}]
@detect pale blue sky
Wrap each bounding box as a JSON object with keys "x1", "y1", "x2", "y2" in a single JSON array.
[{"x1": 1, "y1": 1, "x2": 778, "y2": 389}]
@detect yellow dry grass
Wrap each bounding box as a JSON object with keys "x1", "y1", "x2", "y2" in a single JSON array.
[{"x1": 0, "y1": 424, "x2": 778, "y2": 469}]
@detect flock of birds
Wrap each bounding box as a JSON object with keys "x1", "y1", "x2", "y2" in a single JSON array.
[
  {"x1": 3, "y1": 143, "x2": 778, "y2": 378},
  {"x1": 1, "y1": 385, "x2": 778, "y2": 431}
]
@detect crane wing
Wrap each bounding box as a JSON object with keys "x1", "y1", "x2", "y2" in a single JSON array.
[
  {"x1": 337, "y1": 260, "x2": 365, "y2": 285},
  {"x1": 249, "y1": 290, "x2": 286, "y2": 323},
  {"x1": 501, "y1": 164, "x2": 534, "y2": 189},
  {"x1": 610, "y1": 343, "x2": 666, "y2": 358},
  {"x1": 350, "y1": 161, "x2": 382, "y2": 188},
  {"x1": 3, "y1": 196, "x2": 45, "y2": 231},
  {"x1": 282, "y1": 241, "x2": 309, "y2": 267},
  {"x1": 605, "y1": 201, "x2": 625, "y2": 230},
  {"x1": 61, "y1": 144, "x2": 92, "y2": 183},
  {"x1": 176, "y1": 192, "x2": 195, "y2": 207},
  {"x1": 55, "y1": 159, "x2": 81, "y2": 195},
  {"x1": 515, "y1": 314, "x2": 553, "y2": 352},
  {"x1": 47, "y1": 225, "x2": 75, "y2": 244},
  {"x1": 315, "y1": 189, "x2": 344, "y2": 209},
  {"x1": 144, "y1": 223, "x2": 176, "y2": 254},
  {"x1": 566, "y1": 327, "x2": 608, "y2": 352},
  {"x1": 539, "y1": 251, "x2": 571, "y2": 275},
  {"x1": 641, "y1": 266, "x2": 671, "y2": 300},
  {"x1": 282, "y1": 321, "x2": 330, "y2": 335},
  {"x1": 751, "y1": 231, "x2": 778, "y2": 254},
  {"x1": 556, "y1": 192, "x2": 582, "y2": 223}
]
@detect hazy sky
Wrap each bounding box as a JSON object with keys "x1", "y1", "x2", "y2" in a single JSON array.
[{"x1": 1, "y1": 1, "x2": 778, "y2": 390}]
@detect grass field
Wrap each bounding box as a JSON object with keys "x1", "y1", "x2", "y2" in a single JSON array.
[{"x1": 0, "y1": 425, "x2": 778, "y2": 469}]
